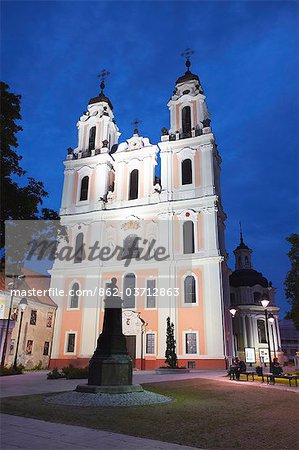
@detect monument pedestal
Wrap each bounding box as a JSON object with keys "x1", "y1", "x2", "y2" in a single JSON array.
[{"x1": 76, "y1": 280, "x2": 143, "y2": 394}]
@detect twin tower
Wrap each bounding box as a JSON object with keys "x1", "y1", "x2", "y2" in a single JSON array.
[{"x1": 50, "y1": 57, "x2": 232, "y2": 370}]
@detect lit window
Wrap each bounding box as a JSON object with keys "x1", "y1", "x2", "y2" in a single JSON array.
[
  {"x1": 185, "y1": 333, "x2": 197, "y2": 354},
  {"x1": 146, "y1": 333, "x2": 155, "y2": 354}
]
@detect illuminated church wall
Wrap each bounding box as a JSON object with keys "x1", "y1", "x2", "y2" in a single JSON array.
[{"x1": 49, "y1": 59, "x2": 232, "y2": 370}]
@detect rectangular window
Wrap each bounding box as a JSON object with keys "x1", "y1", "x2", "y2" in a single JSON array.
[
  {"x1": 146, "y1": 279, "x2": 156, "y2": 308},
  {"x1": 146, "y1": 333, "x2": 155, "y2": 354},
  {"x1": 30, "y1": 310, "x2": 37, "y2": 325},
  {"x1": 257, "y1": 320, "x2": 267, "y2": 344},
  {"x1": 185, "y1": 333, "x2": 197, "y2": 354},
  {"x1": 26, "y1": 340, "x2": 33, "y2": 355},
  {"x1": 46, "y1": 312, "x2": 53, "y2": 327},
  {"x1": 9, "y1": 339, "x2": 15, "y2": 355},
  {"x1": 66, "y1": 333, "x2": 76, "y2": 353},
  {"x1": 43, "y1": 341, "x2": 50, "y2": 356}
]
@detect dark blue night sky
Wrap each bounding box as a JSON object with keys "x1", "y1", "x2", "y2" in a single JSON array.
[{"x1": 2, "y1": 1, "x2": 298, "y2": 314}]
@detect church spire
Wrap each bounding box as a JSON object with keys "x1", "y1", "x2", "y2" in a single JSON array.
[{"x1": 233, "y1": 223, "x2": 252, "y2": 270}]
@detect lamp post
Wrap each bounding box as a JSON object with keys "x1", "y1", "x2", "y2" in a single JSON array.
[
  {"x1": 260, "y1": 295, "x2": 272, "y2": 372},
  {"x1": 268, "y1": 313, "x2": 276, "y2": 359},
  {"x1": 13, "y1": 298, "x2": 28, "y2": 370},
  {"x1": 1, "y1": 273, "x2": 25, "y2": 366},
  {"x1": 229, "y1": 307, "x2": 237, "y2": 358}
]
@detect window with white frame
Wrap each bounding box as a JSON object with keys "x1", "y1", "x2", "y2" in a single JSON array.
[
  {"x1": 88, "y1": 126, "x2": 96, "y2": 151},
  {"x1": 74, "y1": 233, "x2": 84, "y2": 263},
  {"x1": 183, "y1": 220, "x2": 195, "y2": 254},
  {"x1": 66, "y1": 333, "x2": 76, "y2": 353},
  {"x1": 123, "y1": 273, "x2": 136, "y2": 308},
  {"x1": 182, "y1": 158, "x2": 193, "y2": 185},
  {"x1": 185, "y1": 332, "x2": 197, "y2": 354},
  {"x1": 80, "y1": 176, "x2": 89, "y2": 201},
  {"x1": 146, "y1": 333, "x2": 155, "y2": 354},
  {"x1": 128, "y1": 169, "x2": 139, "y2": 200},
  {"x1": 146, "y1": 279, "x2": 156, "y2": 308},
  {"x1": 184, "y1": 275, "x2": 196, "y2": 304},
  {"x1": 70, "y1": 283, "x2": 79, "y2": 309}
]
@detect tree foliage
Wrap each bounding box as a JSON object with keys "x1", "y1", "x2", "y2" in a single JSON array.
[
  {"x1": 165, "y1": 316, "x2": 178, "y2": 368},
  {"x1": 0, "y1": 81, "x2": 59, "y2": 262},
  {"x1": 284, "y1": 233, "x2": 299, "y2": 330}
]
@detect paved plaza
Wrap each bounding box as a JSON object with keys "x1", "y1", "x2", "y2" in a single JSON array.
[{"x1": 0, "y1": 370, "x2": 297, "y2": 450}]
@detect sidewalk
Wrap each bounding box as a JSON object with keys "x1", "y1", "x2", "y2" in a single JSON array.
[
  {"x1": 0, "y1": 369, "x2": 298, "y2": 398},
  {"x1": 0, "y1": 414, "x2": 202, "y2": 450}
]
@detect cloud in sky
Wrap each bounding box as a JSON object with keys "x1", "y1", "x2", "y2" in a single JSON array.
[{"x1": 2, "y1": 1, "x2": 298, "y2": 314}]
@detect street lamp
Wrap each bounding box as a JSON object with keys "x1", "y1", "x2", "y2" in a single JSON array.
[
  {"x1": 229, "y1": 307, "x2": 237, "y2": 357},
  {"x1": 260, "y1": 294, "x2": 272, "y2": 372},
  {"x1": 268, "y1": 313, "x2": 276, "y2": 359},
  {"x1": 1, "y1": 273, "x2": 25, "y2": 366},
  {"x1": 13, "y1": 298, "x2": 28, "y2": 370}
]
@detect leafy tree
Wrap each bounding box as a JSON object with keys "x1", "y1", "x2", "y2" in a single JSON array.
[
  {"x1": 284, "y1": 233, "x2": 299, "y2": 330},
  {"x1": 0, "y1": 81, "x2": 59, "y2": 265},
  {"x1": 165, "y1": 316, "x2": 178, "y2": 368}
]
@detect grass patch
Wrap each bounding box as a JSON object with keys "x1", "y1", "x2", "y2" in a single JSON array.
[{"x1": 1, "y1": 378, "x2": 298, "y2": 449}]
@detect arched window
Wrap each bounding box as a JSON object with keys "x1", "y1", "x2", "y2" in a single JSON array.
[
  {"x1": 184, "y1": 275, "x2": 196, "y2": 304},
  {"x1": 129, "y1": 169, "x2": 139, "y2": 200},
  {"x1": 254, "y1": 292, "x2": 261, "y2": 303},
  {"x1": 183, "y1": 220, "x2": 195, "y2": 254},
  {"x1": 80, "y1": 176, "x2": 89, "y2": 201},
  {"x1": 245, "y1": 256, "x2": 249, "y2": 266},
  {"x1": 88, "y1": 126, "x2": 96, "y2": 150},
  {"x1": 123, "y1": 273, "x2": 136, "y2": 308},
  {"x1": 70, "y1": 282, "x2": 79, "y2": 308},
  {"x1": 74, "y1": 233, "x2": 84, "y2": 263},
  {"x1": 182, "y1": 106, "x2": 191, "y2": 138},
  {"x1": 257, "y1": 319, "x2": 267, "y2": 343},
  {"x1": 182, "y1": 159, "x2": 192, "y2": 185},
  {"x1": 238, "y1": 256, "x2": 242, "y2": 268},
  {"x1": 122, "y1": 234, "x2": 140, "y2": 259}
]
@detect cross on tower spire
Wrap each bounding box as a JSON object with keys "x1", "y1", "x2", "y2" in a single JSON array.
[
  {"x1": 239, "y1": 221, "x2": 244, "y2": 244},
  {"x1": 132, "y1": 118, "x2": 141, "y2": 135},
  {"x1": 98, "y1": 69, "x2": 110, "y2": 92},
  {"x1": 181, "y1": 48, "x2": 195, "y2": 72}
]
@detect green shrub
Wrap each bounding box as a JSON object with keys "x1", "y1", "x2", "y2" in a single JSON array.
[
  {"x1": 62, "y1": 364, "x2": 89, "y2": 379},
  {"x1": 0, "y1": 365, "x2": 24, "y2": 376},
  {"x1": 47, "y1": 365, "x2": 89, "y2": 380},
  {"x1": 47, "y1": 367, "x2": 65, "y2": 379}
]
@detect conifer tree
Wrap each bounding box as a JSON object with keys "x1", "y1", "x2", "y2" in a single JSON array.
[{"x1": 165, "y1": 316, "x2": 178, "y2": 368}]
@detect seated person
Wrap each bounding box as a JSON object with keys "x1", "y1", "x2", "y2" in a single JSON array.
[
  {"x1": 235, "y1": 359, "x2": 246, "y2": 380},
  {"x1": 272, "y1": 357, "x2": 283, "y2": 376}
]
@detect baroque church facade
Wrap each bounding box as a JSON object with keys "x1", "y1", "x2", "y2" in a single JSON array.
[{"x1": 49, "y1": 58, "x2": 280, "y2": 370}]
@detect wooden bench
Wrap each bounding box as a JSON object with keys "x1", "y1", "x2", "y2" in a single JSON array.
[
  {"x1": 229, "y1": 370, "x2": 255, "y2": 381},
  {"x1": 266, "y1": 373, "x2": 298, "y2": 387}
]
